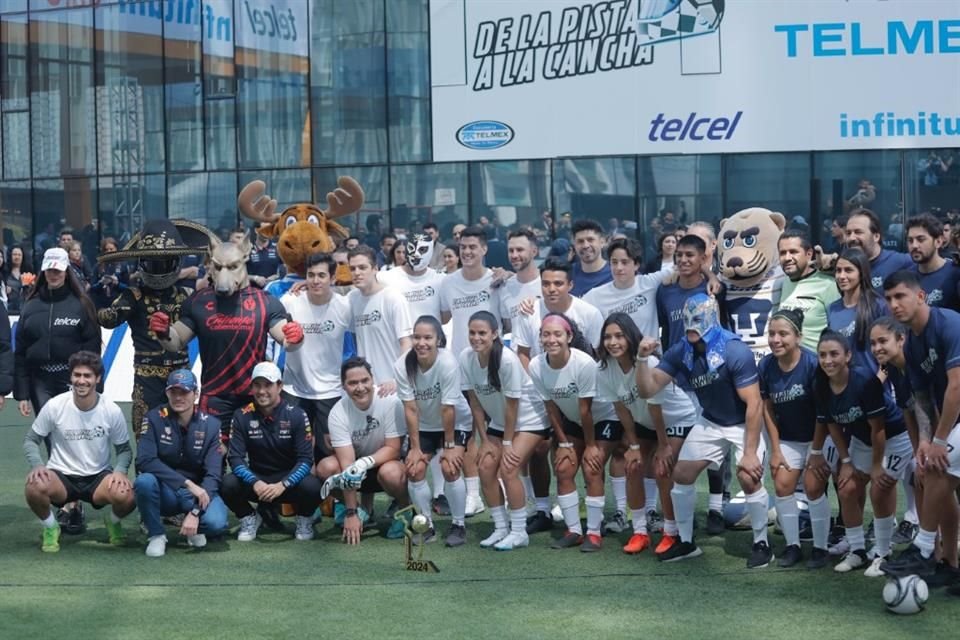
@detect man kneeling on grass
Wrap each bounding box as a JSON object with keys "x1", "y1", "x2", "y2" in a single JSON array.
[{"x1": 23, "y1": 351, "x2": 134, "y2": 552}]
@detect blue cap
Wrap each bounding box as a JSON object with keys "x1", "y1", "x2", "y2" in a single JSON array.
[{"x1": 166, "y1": 369, "x2": 198, "y2": 392}]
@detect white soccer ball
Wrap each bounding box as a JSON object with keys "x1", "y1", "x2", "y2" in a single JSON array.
[
  {"x1": 882, "y1": 575, "x2": 929, "y2": 615},
  {"x1": 411, "y1": 514, "x2": 430, "y2": 534}
]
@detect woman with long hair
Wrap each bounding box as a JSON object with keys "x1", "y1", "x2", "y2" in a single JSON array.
[
  {"x1": 596, "y1": 312, "x2": 697, "y2": 555},
  {"x1": 458, "y1": 311, "x2": 549, "y2": 550},
  {"x1": 4, "y1": 244, "x2": 34, "y2": 314},
  {"x1": 91, "y1": 237, "x2": 130, "y2": 309},
  {"x1": 381, "y1": 241, "x2": 406, "y2": 271},
  {"x1": 827, "y1": 248, "x2": 887, "y2": 370},
  {"x1": 439, "y1": 245, "x2": 460, "y2": 275},
  {"x1": 643, "y1": 232, "x2": 677, "y2": 274}
]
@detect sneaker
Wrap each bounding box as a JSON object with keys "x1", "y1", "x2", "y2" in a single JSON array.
[
  {"x1": 864, "y1": 555, "x2": 889, "y2": 577},
  {"x1": 432, "y1": 495, "x2": 451, "y2": 516},
  {"x1": 64, "y1": 503, "x2": 86, "y2": 535},
  {"x1": 747, "y1": 541, "x2": 774, "y2": 569},
  {"x1": 655, "y1": 533, "x2": 678, "y2": 555},
  {"x1": 806, "y1": 547, "x2": 829, "y2": 569},
  {"x1": 658, "y1": 539, "x2": 703, "y2": 562},
  {"x1": 258, "y1": 503, "x2": 285, "y2": 532},
  {"x1": 798, "y1": 521, "x2": 813, "y2": 543},
  {"x1": 41, "y1": 522, "x2": 61, "y2": 553},
  {"x1": 828, "y1": 536, "x2": 850, "y2": 557},
  {"x1": 550, "y1": 504, "x2": 564, "y2": 523},
  {"x1": 445, "y1": 524, "x2": 467, "y2": 547},
  {"x1": 880, "y1": 544, "x2": 938, "y2": 578},
  {"x1": 926, "y1": 561, "x2": 960, "y2": 588},
  {"x1": 834, "y1": 549, "x2": 868, "y2": 573},
  {"x1": 526, "y1": 511, "x2": 554, "y2": 534},
  {"x1": 186, "y1": 533, "x2": 207, "y2": 549},
  {"x1": 145, "y1": 534, "x2": 167, "y2": 557},
  {"x1": 623, "y1": 533, "x2": 651, "y2": 554},
  {"x1": 384, "y1": 499, "x2": 399, "y2": 522},
  {"x1": 480, "y1": 528, "x2": 509, "y2": 548},
  {"x1": 412, "y1": 527, "x2": 436, "y2": 546},
  {"x1": 602, "y1": 511, "x2": 627, "y2": 535},
  {"x1": 494, "y1": 531, "x2": 529, "y2": 551},
  {"x1": 778, "y1": 544, "x2": 803, "y2": 568},
  {"x1": 295, "y1": 515, "x2": 315, "y2": 541},
  {"x1": 465, "y1": 495, "x2": 486, "y2": 517},
  {"x1": 551, "y1": 530, "x2": 584, "y2": 549},
  {"x1": 104, "y1": 515, "x2": 124, "y2": 546},
  {"x1": 237, "y1": 513, "x2": 263, "y2": 542},
  {"x1": 385, "y1": 513, "x2": 410, "y2": 540},
  {"x1": 646, "y1": 510, "x2": 664, "y2": 534},
  {"x1": 891, "y1": 520, "x2": 919, "y2": 545},
  {"x1": 706, "y1": 510, "x2": 725, "y2": 535},
  {"x1": 580, "y1": 533, "x2": 603, "y2": 552}
]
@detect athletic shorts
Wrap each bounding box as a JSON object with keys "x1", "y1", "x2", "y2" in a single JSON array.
[
  {"x1": 418, "y1": 430, "x2": 472, "y2": 455},
  {"x1": 360, "y1": 470, "x2": 384, "y2": 494},
  {"x1": 561, "y1": 417, "x2": 623, "y2": 443},
  {"x1": 636, "y1": 423, "x2": 694, "y2": 441},
  {"x1": 282, "y1": 393, "x2": 339, "y2": 435},
  {"x1": 52, "y1": 469, "x2": 111, "y2": 508},
  {"x1": 678, "y1": 419, "x2": 768, "y2": 471},
  {"x1": 849, "y1": 431, "x2": 913, "y2": 480},
  {"x1": 779, "y1": 440, "x2": 811, "y2": 470},
  {"x1": 944, "y1": 426, "x2": 960, "y2": 480},
  {"x1": 487, "y1": 426, "x2": 551, "y2": 440}
]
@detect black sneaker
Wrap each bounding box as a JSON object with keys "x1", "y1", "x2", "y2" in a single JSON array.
[
  {"x1": 706, "y1": 509, "x2": 725, "y2": 535},
  {"x1": 526, "y1": 510, "x2": 554, "y2": 534},
  {"x1": 925, "y1": 561, "x2": 960, "y2": 588},
  {"x1": 646, "y1": 510, "x2": 664, "y2": 534},
  {"x1": 658, "y1": 539, "x2": 703, "y2": 563},
  {"x1": 550, "y1": 530, "x2": 584, "y2": 549},
  {"x1": 412, "y1": 527, "x2": 436, "y2": 546},
  {"x1": 880, "y1": 544, "x2": 937, "y2": 578},
  {"x1": 445, "y1": 524, "x2": 467, "y2": 547},
  {"x1": 432, "y1": 495, "x2": 451, "y2": 516},
  {"x1": 778, "y1": 544, "x2": 803, "y2": 568},
  {"x1": 806, "y1": 547, "x2": 829, "y2": 569},
  {"x1": 747, "y1": 541, "x2": 774, "y2": 569},
  {"x1": 64, "y1": 504, "x2": 86, "y2": 535},
  {"x1": 891, "y1": 520, "x2": 919, "y2": 545},
  {"x1": 258, "y1": 503, "x2": 286, "y2": 532}
]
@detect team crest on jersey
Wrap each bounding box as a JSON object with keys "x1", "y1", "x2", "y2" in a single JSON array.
[
  {"x1": 552, "y1": 382, "x2": 579, "y2": 399},
  {"x1": 927, "y1": 289, "x2": 944, "y2": 305},
  {"x1": 474, "y1": 382, "x2": 497, "y2": 395},
  {"x1": 771, "y1": 383, "x2": 806, "y2": 404},
  {"x1": 357, "y1": 310, "x2": 382, "y2": 326},
  {"x1": 834, "y1": 405, "x2": 863, "y2": 424},
  {"x1": 618, "y1": 383, "x2": 639, "y2": 406},
  {"x1": 872, "y1": 276, "x2": 883, "y2": 289},
  {"x1": 921, "y1": 348, "x2": 938, "y2": 374},
  {"x1": 159, "y1": 407, "x2": 169, "y2": 418},
  {"x1": 838, "y1": 320, "x2": 856, "y2": 337},
  {"x1": 415, "y1": 382, "x2": 443, "y2": 401},
  {"x1": 243, "y1": 297, "x2": 256, "y2": 311},
  {"x1": 206, "y1": 301, "x2": 215, "y2": 311},
  {"x1": 249, "y1": 420, "x2": 258, "y2": 429}
]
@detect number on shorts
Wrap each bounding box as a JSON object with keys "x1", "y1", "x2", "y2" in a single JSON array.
[
  {"x1": 886, "y1": 454, "x2": 903, "y2": 472},
  {"x1": 825, "y1": 447, "x2": 837, "y2": 464},
  {"x1": 600, "y1": 424, "x2": 613, "y2": 440}
]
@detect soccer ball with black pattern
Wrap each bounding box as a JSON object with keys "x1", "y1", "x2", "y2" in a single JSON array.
[
  {"x1": 882, "y1": 575, "x2": 929, "y2": 615},
  {"x1": 635, "y1": 0, "x2": 725, "y2": 44}
]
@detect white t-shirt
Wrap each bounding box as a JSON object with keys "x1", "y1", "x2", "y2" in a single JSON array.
[
  {"x1": 499, "y1": 275, "x2": 542, "y2": 349},
  {"x1": 31, "y1": 392, "x2": 129, "y2": 477},
  {"x1": 458, "y1": 346, "x2": 547, "y2": 432},
  {"x1": 281, "y1": 292, "x2": 351, "y2": 399},
  {"x1": 595, "y1": 355, "x2": 698, "y2": 430},
  {"x1": 327, "y1": 392, "x2": 405, "y2": 458},
  {"x1": 379, "y1": 267, "x2": 445, "y2": 323},
  {"x1": 528, "y1": 349, "x2": 616, "y2": 424},
  {"x1": 394, "y1": 349, "x2": 472, "y2": 432},
  {"x1": 583, "y1": 265, "x2": 673, "y2": 340},
  {"x1": 440, "y1": 269, "x2": 502, "y2": 357},
  {"x1": 513, "y1": 297, "x2": 605, "y2": 357},
  {"x1": 348, "y1": 286, "x2": 413, "y2": 384}
]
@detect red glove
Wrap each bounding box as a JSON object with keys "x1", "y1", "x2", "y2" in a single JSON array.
[
  {"x1": 149, "y1": 311, "x2": 170, "y2": 338},
  {"x1": 282, "y1": 321, "x2": 304, "y2": 345}
]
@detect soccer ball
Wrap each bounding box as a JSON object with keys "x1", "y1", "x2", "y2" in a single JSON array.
[
  {"x1": 882, "y1": 575, "x2": 929, "y2": 615},
  {"x1": 635, "y1": 0, "x2": 725, "y2": 44},
  {"x1": 411, "y1": 514, "x2": 430, "y2": 534}
]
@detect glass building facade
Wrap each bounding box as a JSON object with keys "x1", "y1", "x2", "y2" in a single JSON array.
[{"x1": 1, "y1": 0, "x2": 958, "y2": 267}]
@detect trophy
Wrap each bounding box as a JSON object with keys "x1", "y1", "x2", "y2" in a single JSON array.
[{"x1": 394, "y1": 505, "x2": 439, "y2": 573}]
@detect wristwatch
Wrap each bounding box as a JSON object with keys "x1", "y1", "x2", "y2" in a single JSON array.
[
  {"x1": 345, "y1": 508, "x2": 358, "y2": 517},
  {"x1": 443, "y1": 441, "x2": 455, "y2": 449},
  {"x1": 189, "y1": 507, "x2": 202, "y2": 518}
]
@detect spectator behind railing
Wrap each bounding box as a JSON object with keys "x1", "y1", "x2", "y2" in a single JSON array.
[
  {"x1": 3, "y1": 244, "x2": 35, "y2": 314},
  {"x1": 91, "y1": 237, "x2": 130, "y2": 309}
]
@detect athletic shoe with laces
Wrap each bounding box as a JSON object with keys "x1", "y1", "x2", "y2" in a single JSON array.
[
  {"x1": 602, "y1": 510, "x2": 627, "y2": 535},
  {"x1": 834, "y1": 548, "x2": 868, "y2": 572},
  {"x1": 806, "y1": 547, "x2": 829, "y2": 569},
  {"x1": 827, "y1": 535, "x2": 850, "y2": 557},
  {"x1": 623, "y1": 533, "x2": 650, "y2": 554},
  {"x1": 706, "y1": 509, "x2": 725, "y2": 535},
  {"x1": 646, "y1": 510, "x2": 664, "y2": 534},
  {"x1": 526, "y1": 510, "x2": 554, "y2": 534},
  {"x1": 258, "y1": 503, "x2": 285, "y2": 532},
  {"x1": 412, "y1": 527, "x2": 436, "y2": 546},
  {"x1": 237, "y1": 513, "x2": 263, "y2": 542},
  {"x1": 465, "y1": 495, "x2": 486, "y2": 517},
  {"x1": 145, "y1": 534, "x2": 167, "y2": 557},
  {"x1": 880, "y1": 544, "x2": 937, "y2": 577},
  {"x1": 925, "y1": 561, "x2": 960, "y2": 588},
  {"x1": 432, "y1": 495, "x2": 451, "y2": 516},
  {"x1": 863, "y1": 555, "x2": 889, "y2": 577},
  {"x1": 294, "y1": 515, "x2": 315, "y2": 541},
  {"x1": 747, "y1": 541, "x2": 774, "y2": 568},
  {"x1": 658, "y1": 539, "x2": 702, "y2": 562},
  {"x1": 186, "y1": 533, "x2": 207, "y2": 548},
  {"x1": 494, "y1": 531, "x2": 529, "y2": 551},
  {"x1": 580, "y1": 533, "x2": 603, "y2": 552},
  {"x1": 385, "y1": 512, "x2": 410, "y2": 540},
  {"x1": 778, "y1": 544, "x2": 802, "y2": 568},
  {"x1": 41, "y1": 522, "x2": 61, "y2": 553},
  {"x1": 655, "y1": 533, "x2": 677, "y2": 555},
  {"x1": 445, "y1": 524, "x2": 467, "y2": 547},
  {"x1": 104, "y1": 514, "x2": 124, "y2": 546},
  {"x1": 551, "y1": 530, "x2": 584, "y2": 549},
  {"x1": 891, "y1": 520, "x2": 919, "y2": 545},
  {"x1": 480, "y1": 528, "x2": 509, "y2": 548}
]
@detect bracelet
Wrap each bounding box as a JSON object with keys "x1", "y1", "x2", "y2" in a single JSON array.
[
  {"x1": 840, "y1": 456, "x2": 852, "y2": 464},
  {"x1": 933, "y1": 437, "x2": 950, "y2": 448},
  {"x1": 443, "y1": 441, "x2": 455, "y2": 449},
  {"x1": 628, "y1": 444, "x2": 641, "y2": 451},
  {"x1": 809, "y1": 449, "x2": 823, "y2": 456},
  {"x1": 502, "y1": 440, "x2": 513, "y2": 446},
  {"x1": 557, "y1": 442, "x2": 574, "y2": 449},
  {"x1": 635, "y1": 355, "x2": 649, "y2": 364}
]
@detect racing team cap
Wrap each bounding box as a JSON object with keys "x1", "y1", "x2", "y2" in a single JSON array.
[
  {"x1": 166, "y1": 369, "x2": 198, "y2": 392},
  {"x1": 251, "y1": 361, "x2": 282, "y2": 383},
  {"x1": 41, "y1": 248, "x2": 69, "y2": 272}
]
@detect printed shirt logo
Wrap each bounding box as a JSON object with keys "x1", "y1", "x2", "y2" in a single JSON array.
[
  {"x1": 551, "y1": 382, "x2": 579, "y2": 400},
  {"x1": 838, "y1": 320, "x2": 856, "y2": 337},
  {"x1": 690, "y1": 370, "x2": 721, "y2": 389},
  {"x1": 834, "y1": 405, "x2": 864, "y2": 425},
  {"x1": 53, "y1": 317, "x2": 81, "y2": 326},
  {"x1": 404, "y1": 286, "x2": 437, "y2": 303},
  {"x1": 612, "y1": 295, "x2": 649, "y2": 315},
  {"x1": 771, "y1": 383, "x2": 806, "y2": 404},
  {"x1": 618, "y1": 382, "x2": 639, "y2": 406},
  {"x1": 921, "y1": 348, "x2": 938, "y2": 374},
  {"x1": 205, "y1": 313, "x2": 255, "y2": 331},
  {"x1": 303, "y1": 319, "x2": 336, "y2": 334},
  {"x1": 452, "y1": 290, "x2": 491, "y2": 310},
  {"x1": 474, "y1": 382, "x2": 498, "y2": 396},
  {"x1": 356, "y1": 309, "x2": 382, "y2": 327},
  {"x1": 927, "y1": 289, "x2": 944, "y2": 305},
  {"x1": 415, "y1": 382, "x2": 443, "y2": 402},
  {"x1": 352, "y1": 414, "x2": 381, "y2": 444},
  {"x1": 62, "y1": 425, "x2": 107, "y2": 441}
]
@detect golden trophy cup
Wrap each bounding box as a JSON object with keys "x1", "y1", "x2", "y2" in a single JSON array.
[{"x1": 394, "y1": 505, "x2": 440, "y2": 573}]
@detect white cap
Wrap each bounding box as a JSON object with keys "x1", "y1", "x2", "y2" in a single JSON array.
[
  {"x1": 41, "y1": 247, "x2": 69, "y2": 272},
  {"x1": 251, "y1": 361, "x2": 282, "y2": 383}
]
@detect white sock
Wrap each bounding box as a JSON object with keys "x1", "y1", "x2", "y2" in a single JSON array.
[
  {"x1": 671, "y1": 483, "x2": 697, "y2": 543},
  {"x1": 110, "y1": 511, "x2": 122, "y2": 524},
  {"x1": 585, "y1": 495, "x2": 605, "y2": 535},
  {"x1": 408, "y1": 479, "x2": 434, "y2": 526},
  {"x1": 521, "y1": 474, "x2": 536, "y2": 504},
  {"x1": 444, "y1": 476, "x2": 466, "y2": 526},
  {"x1": 708, "y1": 493, "x2": 723, "y2": 512},
  {"x1": 874, "y1": 515, "x2": 895, "y2": 558},
  {"x1": 490, "y1": 505, "x2": 508, "y2": 532},
  {"x1": 535, "y1": 497, "x2": 550, "y2": 513},
  {"x1": 644, "y1": 478, "x2": 658, "y2": 512},
  {"x1": 510, "y1": 508, "x2": 527, "y2": 535},
  {"x1": 808, "y1": 494, "x2": 830, "y2": 550},
  {"x1": 846, "y1": 525, "x2": 865, "y2": 552},
  {"x1": 429, "y1": 456, "x2": 444, "y2": 499},
  {"x1": 465, "y1": 476, "x2": 480, "y2": 500},
  {"x1": 557, "y1": 491, "x2": 583, "y2": 535},
  {"x1": 903, "y1": 476, "x2": 918, "y2": 524},
  {"x1": 745, "y1": 488, "x2": 769, "y2": 544},
  {"x1": 632, "y1": 508, "x2": 648, "y2": 534},
  {"x1": 915, "y1": 528, "x2": 937, "y2": 558},
  {"x1": 663, "y1": 519, "x2": 678, "y2": 536},
  {"x1": 776, "y1": 495, "x2": 800, "y2": 547},
  {"x1": 611, "y1": 476, "x2": 627, "y2": 513},
  {"x1": 40, "y1": 512, "x2": 56, "y2": 528}
]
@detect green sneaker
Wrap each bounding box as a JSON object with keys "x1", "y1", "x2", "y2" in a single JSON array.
[
  {"x1": 104, "y1": 514, "x2": 124, "y2": 546},
  {"x1": 42, "y1": 523, "x2": 61, "y2": 553},
  {"x1": 386, "y1": 511, "x2": 411, "y2": 539}
]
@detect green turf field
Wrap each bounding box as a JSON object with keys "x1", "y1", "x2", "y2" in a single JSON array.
[{"x1": 0, "y1": 403, "x2": 955, "y2": 639}]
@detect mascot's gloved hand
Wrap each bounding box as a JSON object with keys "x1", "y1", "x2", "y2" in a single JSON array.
[
  {"x1": 149, "y1": 311, "x2": 171, "y2": 339},
  {"x1": 282, "y1": 320, "x2": 305, "y2": 345}
]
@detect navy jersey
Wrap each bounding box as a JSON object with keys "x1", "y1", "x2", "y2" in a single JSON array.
[
  {"x1": 136, "y1": 405, "x2": 223, "y2": 495},
  {"x1": 571, "y1": 260, "x2": 612, "y2": 298},
  {"x1": 658, "y1": 338, "x2": 758, "y2": 427},
  {"x1": 827, "y1": 297, "x2": 888, "y2": 372},
  {"x1": 656, "y1": 278, "x2": 716, "y2": 349},
  {"x1": 227, "y1": 402, "x2": 314, "y2": 487},
  {"x1": 758, "y1": 348, "x2": 819, "y2": 442},
  {"x1": 905, "y1": 306, "x2": 960, "y2": 414},
  {"x1": 816, "y1": 366, "x2": 906, "y2": 446},
  {"x1": 912, "y1": 262, "x2": 960, "y2": 311},
  {"x1": 869, "y1": 249, "x2": 913, "y2": 293},
  {"x1": 724, "y1": 267, "x2": 785, "y2": 363},
  {"x1": 248, "y1": 241, "x2": 281, "y2": 279}
]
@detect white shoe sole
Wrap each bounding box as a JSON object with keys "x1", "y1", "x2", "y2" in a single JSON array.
[
  {"x1": 479, "y1": 530, "x2": 509, "y2": 548},
  {"x1": 494, "y1": 535, "x2": 530, "y2": 551}
]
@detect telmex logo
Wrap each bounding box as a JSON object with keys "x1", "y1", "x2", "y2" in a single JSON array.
[{"x1": 456, "y1": 121, "x2": 515, "y2": 150}]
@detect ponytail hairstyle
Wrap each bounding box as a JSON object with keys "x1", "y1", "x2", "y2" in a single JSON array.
[
  {"x1": 405, "y1": 315, "x2": 447, "y2": 385},
  {"x1": 468, "y1": 310, "x2": 504, "y2": 392},
  {"x1": 770, "y1": 307, "x2": 805, "y2": 336},
  {"x1": 597, "y1": 312, "x2": 642, "y2": 370},
  {"x1": 836, "y1": 248, "x2": 882, "y2": 350},
  {"x1": 813, "y1": 329, "x2": 851, "y2": 410}
]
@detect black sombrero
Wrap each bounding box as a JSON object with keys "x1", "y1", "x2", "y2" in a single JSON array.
[{"x1": 98, "y1": 219, "x2": 219, "y2": 264}]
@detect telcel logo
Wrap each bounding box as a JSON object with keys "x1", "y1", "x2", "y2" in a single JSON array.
[
  {"x1": 457, "y1": 121, "x2": 515, "y2": 150},
  {"x1": 648, "y1": 112, "x2": 742, "y2": 142}
]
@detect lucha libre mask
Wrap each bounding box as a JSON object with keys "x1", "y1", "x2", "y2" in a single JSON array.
[
  {"x1": 405, "y1": 233, "x2": 435, "y2": 273},
  {"x1": 682, "y1": 293, "x2": 720, "y2": 340}
]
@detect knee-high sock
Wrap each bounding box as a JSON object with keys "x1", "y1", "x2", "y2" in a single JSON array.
[
  {"x1": 464, "y1": 476, "x2": 481, "y2": 500},
  {"x1": 809, "y1": 494, "x2": 830, "y2": 550},
  {"x1": 445, "y1": 476, "x2": 466, "y2": 526},
  {"x1": 585, "y1": 495, "x2": 605, "y2": 536},
  {"x1": 846, "y1": 525, "x2": 865, "y2": 552},
  {"x1": 902, "y1": 474, "x2": 918, "y2": 524},
  {"x1": 611, "y1": 476, "x2": 627, "y2": 513},
  {"x1": 521, "y1": 474, "x2": 536, "y2": 505},
  {"x1": 632, "y1": 508, "x2": 648, "y2": 534},
  {"x1": 429, "y1": 456, "x2": 444, "y2": 499},
  {"x1": 671, "y1": 483, "x2": 696, "y2": 543},
  {"x1": 490, "y1": 505, "x2": 508, "y2": 532},
  {"x1": 874, "y1": 515, "x2": 895, "y2": 558},
  {"x1": 557, "y1": 491, "x2": 583, "y2": 535},
  {"x1": 745, "y1": 488, "x2": 770, "y2": 544},
  {"x1": 510, "y1": 508, "x2": 527, "y2": 535},
  {"x1": 776, "y1": 495, "x2": 799, "y2": 547},
  {"x1": 408, "y1": 479, "x2": 434, "y2": 527},
  {"x1": 644, "y1": 478, "x2": 658, "y2": 512}
]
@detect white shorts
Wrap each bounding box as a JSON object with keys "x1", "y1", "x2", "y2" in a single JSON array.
[
  {"x1": 678, "y1": 419, "x2": 768, "y2": 471},
  {"x1": 945, "y1": 426, "x2": 960, "y2": 480},
  {"x1": 849, "y1": 431, "x2": 913, "y2": 480},
  {"x1": 779, "y1": 440, "x2": 810, "y2": 470}
]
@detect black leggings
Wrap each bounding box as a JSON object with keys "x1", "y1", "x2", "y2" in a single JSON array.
[
  {"x1": 28, "y1": 371, "x2": 71, "y2": 414},
  {"x1": 221, "y1": 472, "x2": 323, "y2": 518}
]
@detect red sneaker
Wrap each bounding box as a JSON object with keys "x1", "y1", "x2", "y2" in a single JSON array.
[
  {"x1": 656, "y1": 534, "x2": 678, "y2": 555},
  {"x1": 623, "y1": 533, "x2": 651, "y2": 554}
]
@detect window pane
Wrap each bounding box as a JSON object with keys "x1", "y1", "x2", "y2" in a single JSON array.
[
  {"x1": 387, "y1": 0, "x2": 429, "y2": 163},
  {"x1": 905, "y1": 148, "x2": 960, "y2": 249},
  {"x1": 553, "y1": 157, "x2": 636, "y2": 237},
  {"x1": 314, "y1": 165, "x2": 387, "y2": 244},
  {"x1": 1, "y1": 1, "x2": 27, "y2": 14},
  {"x1": 1, "y1": 13, "x2": 30, "y2": 179},
  {"x1": 204, "y1": 0, "x2": 236, "y2": 170},
  {"x1": 390, "y1": 163, "x2": 467, "y2": 242},
  {"x1": 470, "y1": 160, "x2": 551, "y2": 231},
  {"x1": 310, "y1": 0, "x2": 387, "y2": 165},
  {"x1": 168, "y1": 171, "x2": 238, "y2": 236},
  {"x1": 97, "y1": 174, "x2": 166, "y2": 248},
  {"x1": 163, "y1": 0, "x2": 204, "y2": 171},
  {"x1": 33, "y1": 176, "x2": 99, "y2": 263},
  {"x1": 725, "y1": 152, "x2": 811, "y2": 220}
]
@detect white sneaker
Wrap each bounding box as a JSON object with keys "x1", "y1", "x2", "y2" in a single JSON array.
[
  {"x1": 237, "y1": 513, "x2": 262, "y2": 542},
  {"x1": 863, "y1": 555, "x2": 888, "y2": 577},
  {"x1": 550, "y1": 504, "x2": 564, "y2": 523},
  {"x1": 834, "y1": 549, "x2": 867, "y2": 573},
  {"x1": 145, "y1": 534, "x2": 167, "y2": 557},
  {"x1": 295, "y1": 515, "x2": 315, "y2": 541},
  {"x1": 479, "y1": 528, "x2": 509, "y2": 548},
  {"x1": 187, "y1": 533, "x2": 207, "y2": 549},
  {"x1": 493, "y1": 531, "x2": 529, "y2": 551},
  {"x1": 465, "y1": 495, "x2": 486, "y2": 517},
  {"x1": 828, "y1": 536, "x2": 850, "y2": 556}
]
